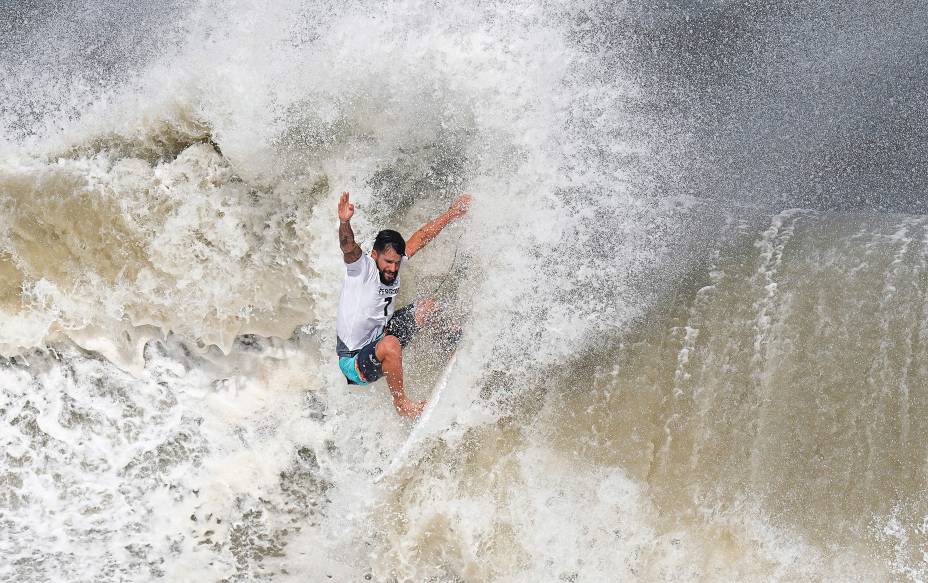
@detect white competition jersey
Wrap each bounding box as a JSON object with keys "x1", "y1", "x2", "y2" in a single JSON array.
[{"x1": 336, "y1": 254, "x2": 403, "y2": 354}]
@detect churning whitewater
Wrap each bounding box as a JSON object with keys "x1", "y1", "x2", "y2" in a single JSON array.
[{"x1": 2, "y1": 1, "x2": 927, "y2": 581}]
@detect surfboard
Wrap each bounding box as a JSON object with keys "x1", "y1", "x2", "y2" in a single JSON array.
[{"x1": 374, "y1": 353, "x2": 457, "y2": 482}]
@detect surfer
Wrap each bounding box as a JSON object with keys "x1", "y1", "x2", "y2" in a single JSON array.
[{"x1": 336, "y1": 191, "x2": 471, "y2": 418}]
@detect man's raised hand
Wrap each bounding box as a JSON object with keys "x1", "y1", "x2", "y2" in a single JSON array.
[
  {"x1": 338, "y1": 191, "x2": 362, "y2": 263},
  {"x1": 338, "y1": 191, "x2": 355, "y2": 223}
]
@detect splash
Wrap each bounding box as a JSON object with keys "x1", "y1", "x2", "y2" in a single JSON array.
[{"x1": 2, "y1": 1, "x2": 926, "y2": 581}]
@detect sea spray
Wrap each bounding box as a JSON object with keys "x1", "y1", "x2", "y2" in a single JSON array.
[{"x1": 2, "y1": 1, "x2": 927, "y2": 581}]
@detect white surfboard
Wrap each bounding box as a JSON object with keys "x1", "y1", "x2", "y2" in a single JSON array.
[{"x1": 375, "y1": 353, "x2": 457, "y2": 482}]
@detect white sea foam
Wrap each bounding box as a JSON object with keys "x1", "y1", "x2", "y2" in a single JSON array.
[{"x1": 2, "y1": 1, "x2": 927, "y2": 581}]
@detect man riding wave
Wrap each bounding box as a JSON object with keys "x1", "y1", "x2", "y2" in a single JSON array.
[{"x1": 335, "y1": 191, "x2": 471, "y2": 418}]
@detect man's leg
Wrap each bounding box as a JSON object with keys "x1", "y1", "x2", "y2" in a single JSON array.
[
  {"x1": 408, "y1": 298, "x2": 461, "y2": 351},
  {"x1": 386, "y1": 299, "x2": 435, "y2": 348},
  {"x1": 413, "y1": 298, "x2": 436, "y2": 327},
  {"x1": 388, "y1": 298, "x2": 460, "y2": 355},
  {"x1": 375, "y1": 335, "x2": 424, "y2": 418}
]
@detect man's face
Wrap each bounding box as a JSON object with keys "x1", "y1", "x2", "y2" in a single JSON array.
[{"x1": 372, "y1": 247, "x2": 402, "y2": 285}]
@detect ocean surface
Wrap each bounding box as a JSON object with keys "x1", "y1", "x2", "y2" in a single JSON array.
[{"x1": 1, "y1": 1, "x2": 927, "y2": 581}]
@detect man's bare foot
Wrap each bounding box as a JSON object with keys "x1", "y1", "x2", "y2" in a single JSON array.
[{"x1": 395, "y1": 397, "x2": 426, "y2": 419}]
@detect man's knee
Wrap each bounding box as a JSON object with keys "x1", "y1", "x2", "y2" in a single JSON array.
[
  {"x1": 414, "y1": 297, "x2": 437, "y2": 326},
  {"x1": 376, "y1": 335, "x2": 402, "y2": 361}
]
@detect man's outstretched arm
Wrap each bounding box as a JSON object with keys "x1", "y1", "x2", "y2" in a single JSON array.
[
  {"x1": 338, "y1": 191, "x2": 363, "y2": 263},
  {"x1": 405, "y1": 194, "x2": 472, "y2": 258}
]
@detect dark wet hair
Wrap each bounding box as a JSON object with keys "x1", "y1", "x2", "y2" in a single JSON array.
[{"x1": 373, "y1": 229, "x2": 406, "y2": 256}]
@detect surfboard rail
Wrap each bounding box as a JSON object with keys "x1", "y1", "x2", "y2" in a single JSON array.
[{"x1": 374, "y1": 353, "x2": 457, "y2": 482}]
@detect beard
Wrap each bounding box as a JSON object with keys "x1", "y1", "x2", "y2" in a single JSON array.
[{"x1": 379, "y1": 269, "x2": 397, "y2": 285}]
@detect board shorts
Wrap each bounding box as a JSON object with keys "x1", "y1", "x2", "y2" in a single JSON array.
[{"x1": 338, "y1": 303, "x2": 420, "y2": 385}]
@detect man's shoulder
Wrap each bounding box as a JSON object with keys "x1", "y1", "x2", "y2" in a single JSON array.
[{"x1": 345, "y1": 253, "x2": 374, "y2": 276}]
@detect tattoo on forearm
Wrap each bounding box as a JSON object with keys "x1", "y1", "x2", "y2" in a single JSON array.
[
  {"x1": 339, "y1": 221, "x2": 362, "y2": 261},
  {"x1": 338, "y1": 222, "x2": 353, "y2": 249}
]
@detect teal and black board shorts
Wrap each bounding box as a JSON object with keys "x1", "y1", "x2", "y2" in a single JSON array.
[{"x1": 338, "y1": 303, "x2": 420, "y2": 385}]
